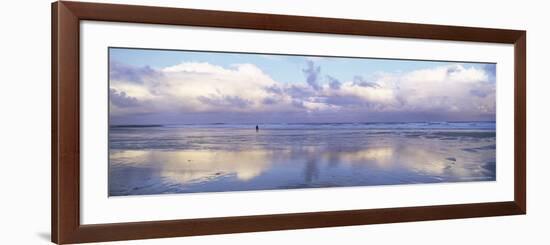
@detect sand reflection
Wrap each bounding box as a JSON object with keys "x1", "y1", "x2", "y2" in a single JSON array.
[
  {"x1": 110, "y1": 136, "x2": 495, "y2": 196},
  {"x1": 111, "y1": 149, "x2": 276, "y2": 184}
]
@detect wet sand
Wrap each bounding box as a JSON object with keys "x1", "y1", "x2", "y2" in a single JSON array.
[{"x1": 109, "y1": 123, "x2": 496, "y2": 196}]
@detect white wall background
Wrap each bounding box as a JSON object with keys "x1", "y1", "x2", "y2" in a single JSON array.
[{"x1": 0, "y1": 0, "x2": 547, "y2": 244}]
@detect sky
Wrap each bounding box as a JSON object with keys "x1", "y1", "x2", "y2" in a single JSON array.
[{"x1": 109, "y1": 47, "x2": 496, "y2": 125}]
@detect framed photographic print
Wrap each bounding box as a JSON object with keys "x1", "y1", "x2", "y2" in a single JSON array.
[{"x1": 52, "y1": 1, "x2": 526, "y2": 244}]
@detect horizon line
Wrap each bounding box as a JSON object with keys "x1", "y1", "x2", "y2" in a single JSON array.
[{"x1": 110, "y1": 121, "x2": 496, "y2": 127}]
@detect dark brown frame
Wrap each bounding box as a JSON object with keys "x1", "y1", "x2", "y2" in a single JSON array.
[{"x1": 52, "y1": 1, "x2": 526, "y2": 244}]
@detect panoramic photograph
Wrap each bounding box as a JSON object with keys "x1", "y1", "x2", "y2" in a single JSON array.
[{"x1": 108, "y1": 47, "x2": 496, "y2": 196}]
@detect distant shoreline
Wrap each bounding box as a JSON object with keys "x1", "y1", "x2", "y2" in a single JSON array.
[
  {"x1": 110, "y1": 124, "x2": 163, "y2": 128},
  {"x1": 110, "y1": 121, "x2": 497, "y2": 128}
]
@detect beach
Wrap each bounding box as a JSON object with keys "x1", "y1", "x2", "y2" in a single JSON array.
[{"x1": 109, "y1": 122, "x2": 496, "y2": 196}]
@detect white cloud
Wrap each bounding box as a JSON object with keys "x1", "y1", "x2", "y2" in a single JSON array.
[
  {"x1": 111, "y1": 62, "x2": 297, "y2": 115},
  {"x1": 110, "y1": 61, "x2": 495, "y2": 122},
  {"x1": 390, "y1": 64, "x2": 495, "y2": 113}
]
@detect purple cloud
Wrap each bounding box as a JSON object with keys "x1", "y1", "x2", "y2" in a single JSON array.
[
  {"x1": 302, "y1": 60, "x2": 321, "y2": 91},
  {"x1": 110, "y1": 89, "x2": 140, "y2": 107},
  {"x1": 109, "y1": 54, "x2": 496, "y2": 124},
  {"x1": 353, "y1": 76, "x2": 380, "y2": 88},
  {"x1": 327, "y1": 75, "x2": 341, "y2": 90},
  {"x1": 262, "y1": 97, "x2": 278, "y2": 105},
  {"x1": 285, "y1": 85, "x2": 315, "y2": 99},
  {"x1": 198, "y1": 95, "x2": 253, "y2": 108},
  {"x1": 110, "y1": 61, "x2": 159, "y2": 83},
  {"x1": 325, "y1": 95, "x2": 369, "y2": 107},
  {"x1": 469, "y1": 89, "x2": 489, "y2": 98},
  {"x1": 264, "y1": 85, "x2": 283, "y2": 95},
  {"x1": 483, "y1": 64, "x2": 496, "y2": 77}
]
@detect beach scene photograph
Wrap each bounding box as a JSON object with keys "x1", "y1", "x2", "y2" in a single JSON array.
[{"x1": 108, "y1": 47, "x2": 496, "y2": 196}]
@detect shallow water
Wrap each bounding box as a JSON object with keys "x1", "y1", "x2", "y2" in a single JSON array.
[{"x1": 108, "y1": 122, "x2": 496, "y2": 196}]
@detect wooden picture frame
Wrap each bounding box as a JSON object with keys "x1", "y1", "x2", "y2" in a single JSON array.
[{"x1": 52, "y1": 1, "x2": 526, "y2": 244}]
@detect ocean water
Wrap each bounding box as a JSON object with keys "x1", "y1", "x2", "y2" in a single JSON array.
[{"x1": 108, "y1": 122, "x2": 496, "y2": 196}]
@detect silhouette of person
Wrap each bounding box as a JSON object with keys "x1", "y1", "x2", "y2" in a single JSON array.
[{"x1": 256, "y1": 125, "x2": 259, "y2": 132}]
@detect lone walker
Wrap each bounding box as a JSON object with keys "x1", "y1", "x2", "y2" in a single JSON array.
[{"x1": 256, "y1": 125, "x2": 259, "y2": 132}]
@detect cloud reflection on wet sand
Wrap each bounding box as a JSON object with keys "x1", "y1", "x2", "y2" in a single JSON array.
[{"x1": 109, "y1": 133, "x2": 495, "y2": 196}]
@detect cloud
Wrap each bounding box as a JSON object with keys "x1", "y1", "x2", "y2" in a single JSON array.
[
  {"x1": 110, "y1": 60, "x2": 496, "y2": 124},
  {"x1": 198, "y1": 95, "x2": 253, "y2": 108},
  {"x1": 110, "y1": 88, "x2": 140, "y2": 108},
  {"x1": 285, "y1": 84, "x2": 315, "y2": 99},
  {"x1": 264, "y1": 85, "x2": 284, "y2": 95},
  {"x1": 327, "y1": 76, "x2": 341, "y2": 90},
  {"x1": 483, "y1": 64, "x2": 496, "y2": 78},
  {"x1": 262, "y1": 97, "x2": 278, "y2": 105},
  {"x1": 390, "y1": 64, "x2": 495, "y2": 115},
  {"x1": 469, "y1": 88, "x2": 490, "y2": 98},
  {"x1": 110, "y1": 62, "x2": 298, "y2": 118},
  {"x1": 353, "y1": 76, "x2": 380, "y2": 88},
  {"x1": 110, "y1": 61, "x2": 158, "y2": 83},
  {"x1": 302, "y1": 60, "x2": 322, "y2": 91}
]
